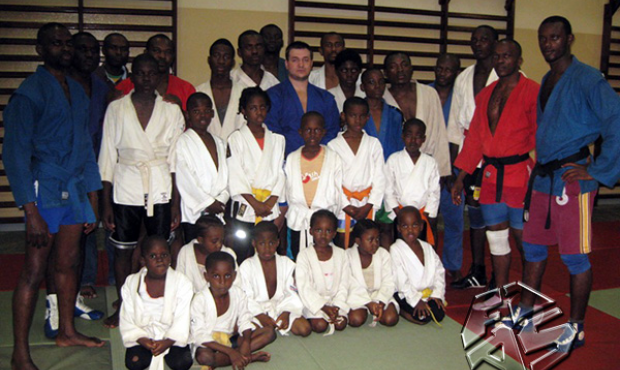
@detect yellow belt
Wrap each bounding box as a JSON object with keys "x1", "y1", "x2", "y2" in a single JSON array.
[
  {"x1": 343, "y1": 186, "x2": 373, "y2": 248},
  {"x1": 252, "y1": 187, "x2": 271, "y2": 224},
  {"x1": 421, "y1": 288, "x2": 446, "y2": 327}
]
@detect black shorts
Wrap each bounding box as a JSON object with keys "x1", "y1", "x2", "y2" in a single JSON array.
[
  {"x1": 110, "y1": 203, "x2": 171, "y2": 249},
  {"x1": 394, "y1": 293, "x2": 445, "y2": 323}
]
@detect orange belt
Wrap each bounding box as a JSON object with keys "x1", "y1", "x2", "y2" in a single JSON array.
[
  {"x1": 343, "y1": 186, "x2": 373, "y2": 248},
  {"x1": 398, "y1": 205, "x2": 435, "y2": 246}
]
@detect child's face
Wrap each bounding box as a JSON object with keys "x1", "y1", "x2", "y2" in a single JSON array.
[
  {"x1": 132, "y1": 60, "x2": 159, "y2": 95},
  {"x1": 310, "y1": 216, "x2": 337, "y2": 248},
  {"x1": 205, "y1": 260, "x2": 236, "y2": 297},
  {"x1": 341, "y1": 104, "x2": 369, "y2": 134},
  {"x1": 252, "y1": 231, "x2": 279, "y2": 261},
  {"x1": 402, "y1": 124, "x2": 426, "y2": 156},
  {"x1": 397, "y1": 210, "x2": 423, "y2": 244},
  {"x1": 187, "y1": 99, "x2": 214, "y2": 133},
  {"x1": 336, "y1": 60, "x2": 361, "y2": 89},
  {"x1": 361, "y1": 70, "x2": 386, "y2": 100},
  {"x1": 141, "y1": 242, "x2": 171, "y2": 279},
  {"x1": 242, "y1": 95, "x2": 268, "y2": 126},
  {"x1": 299, "y1": 117, "x2": 325, "y2": 148},
  {"x1": 356, "y1": 228, "x2": 380, "y2": 256},
  {"x1": 197, "y1": 227, "x2": 225, "y2": 255}
]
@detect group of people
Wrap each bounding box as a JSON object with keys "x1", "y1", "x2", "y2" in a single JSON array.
[{"x1": 4, "y1": 13, "x2": 620, "y2": 370}]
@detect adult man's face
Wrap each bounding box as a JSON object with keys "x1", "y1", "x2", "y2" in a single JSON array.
[
  {"x1": 208, "y1": 44, "x2": 235, "y2": 78},
  {"x1": 37, "y1": 26, "x2": 74, "y2": 70},
  {"x1": 73, "y1": 35, "x2": 100, "y2": 74},
  {"x1": 238, "y1": 34, "x2": 265, "y2": 67},
  {"x1": 470, "y1": 28, "x2": 495, "y2": 61},
  {"x1": 385, "y1": 54, "x2": 413, "y2": 85},
  {"x1": 103, "y1": 35, "x2": 129, "y2": 68},
  {"x1": 320, "y1": 34, "x2": 344, "y2": 64},
  {"x1": 286, "y1": 48, "x2": 313, "y2": 81},
  {"x1": 147, "y1": 37, "x2": 174, "y2": 74},
  {"x1": 434, "y1": 58, "x2": 459, "y2": 88},
  {"x1": 538, "y1": 21, "x2": 573, "y2": 64},
  {"x1": 493, "y1": 42, "x2": 522, "y2": 78},
  {"x1": 261, "y1": 26, "x2": 283, "y2": 54}
]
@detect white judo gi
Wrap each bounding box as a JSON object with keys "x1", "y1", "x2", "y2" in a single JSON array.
[
  {"x1": 227, "y1": 124, "x2": 286, "y2": 223},
  {"x1": 173, "y1": 128, "x2": 229, "y2": 224},
  {"x1": 327, "y1": 84, "x2": 365, "y2": 113},
  {"x1": 98, "y1": 93, "x2": 184, "y2": 216},
  {"x1": 384, "y1": 151, "x2": 440, "y2": 220},
  {"x1": 238, "y1": 254, "x2": 304, "y2": 335},
  {"x1": 195, "y1": 80, "x2": 244, "y2": 141},
  {"x1": 284, "y1": 145, "x2": 349, "y2": 246},
  {"x1": 190, "y1": 285, "x2": 255, "y2": 348},
  {"x1": 345, "y1": 245, "x2": 398, "y2": 311},
  {"x1": 390, "y1": 239, "x2": 446, "y2": 308},
  {"x1": 176, "y1": 239, "x2": 238, "y2": 293},
  {"x1": 120, "y1": 267, "x2": 193, "y2": 370},
  {"x1": 383, "y1": 83, "x2": 451, "y2": 177}
]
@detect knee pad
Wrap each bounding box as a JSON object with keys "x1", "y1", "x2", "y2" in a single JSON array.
[
  {"x1": 467, "y1": 205, "x2": 486, "y2": 229},
  {"x1": 487, "y1": 229, "x2": 511, "y2": 256},
  {"x1": 560, "y1": 254, "x2": 591, "y2": 275},
  {"x1": 523, "y1": 242, "x2": 548, "y2": 262}
]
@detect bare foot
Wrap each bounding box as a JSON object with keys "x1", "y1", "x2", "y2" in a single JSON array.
[
  {"x1": 251, "y1": 351, "x2": 271, "y2": 363},
  {"x1": 11, "y1": 355, "x2": 39, "y2": 370},
  {"x1": 103, "y1": 310, "x2": 119, "y2": 328},
  {"x1": 56, "y1": 332, "x2": 105, "y2": 348},
  {"x1": 80, "y1": 285, "x2": 97, "y2": 299}
]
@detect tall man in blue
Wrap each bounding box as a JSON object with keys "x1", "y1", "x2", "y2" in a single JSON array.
[
  {"x1": 3, "y1": 23, "x2": 105, "y2": 370},
  {"x1": 429, "y1": 53, "x2": 465, "y2": 282},
  {"x1": 265, "y1": 41, "x2": 340, "y2": 156},
  {"x1": 513, "y1": 16, "x2": 620, "y2": 351}
]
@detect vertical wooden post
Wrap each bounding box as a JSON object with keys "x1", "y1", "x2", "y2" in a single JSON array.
[
  {"x1": 172, "y1": 0, "x2": 178, "y2": 75},
  {"x1": 601, "y1": 2, "x2": 612, "y2": 75},
  {"x1": 439, "y1": 0, "x2": 449, "y2": 54},
  {"x1": 368, "y1": 0, "x2": 375, "y2": 67},
  {"x1": 288, "y1": 0, "x2": 295, "y2": 47},
  {"x1": 78, "y1": 0, "x2": 84, "y2": 32},
  {"x1": 505, "y1": 0, "x2": 515, "y2": 40}
]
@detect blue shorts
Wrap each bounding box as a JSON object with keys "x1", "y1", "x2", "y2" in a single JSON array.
[
  {"x1": 35, "y1": 201, "x2": 94, "y2": 234},
  {"x1": 480, "y1": 202, "x2": 524, "y2": 230}
]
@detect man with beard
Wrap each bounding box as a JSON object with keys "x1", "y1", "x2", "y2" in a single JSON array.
[
  {"x1": 260, "y1": 24, "x2": 287, "y2": 82},
  {"x1": 448, "y1": 25, "x2": 499, "y2": 290},
  {"x1": 94, "y1": 32, "x2": 129, "y2": 88},
  {"x1": 116, "y1": 34, "x2": 195, "y2": 110},
  {"x1": 309, "y1": 32, "x2": 345, "y2": 90},
  {"x1": 4, "y1": 23, "x2": 105, "y2": 370}
]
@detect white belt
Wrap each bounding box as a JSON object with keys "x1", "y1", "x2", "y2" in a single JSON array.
[{"x1": 119, "y1": 158, "x2": 168, "y2": 217}]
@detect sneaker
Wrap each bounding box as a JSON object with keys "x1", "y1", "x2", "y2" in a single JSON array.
[
  {"x1": 451, "y1": 272, "x2": 487, "y2": 289},
  {"x1": 44, "y1": 294, "x2": 59, "y2": 339},
  {"x1": 498, "y1": 305, "x2": 534, "y2": 331},
  {"x1": 554, "y1": 322, "x2": 584, "y2": 353},
  {"x1": 74, "y1": 293, "x2": 104, "y2": 320}
]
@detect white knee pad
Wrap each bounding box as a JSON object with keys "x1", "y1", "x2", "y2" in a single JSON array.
[{"x1": 487, "y1": 229, "x2": 510, "y2": 256}]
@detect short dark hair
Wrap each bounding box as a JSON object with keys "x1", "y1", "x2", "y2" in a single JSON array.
[
  {"x1": 403, "y1": 118, "x2": 426, "y2": 135},
  {"x1": 473, "y1": 25, "x2": 499, "y2": 41},
  {"x1": 238, "y1": 86, "x2": 271, "y2": 114},
  {"x1": 320, "y1": 32, "x2": 345, "y2": 47},
  {"x1": 436, "y1": 53, "x2": 461, "y2": 70},
  {"x1": 540, "y1": 16, "x2": 573, "y2": 36},
  {"x1": 252, "y1": 221, "x2": 279, "y2": 240},
  {"x1": 209, "y1": 38, "x2": 234, "y2": 56},
  {"x1": 131, "y1": 53, "x2": 158, "y2": 73},
  {"x1": 397, "y1": 206, "x2": 422, "y2": 223},
  {"x1": 141, "y1": 235, "x2": 170, "y2": 257},
  {"x1": 37, "y1": 22, "x2": 68, "y2": 45},
  {"x1": 383, "y1": 51, "x2": 410, "y2": 70},
  {"x1": 72, "y1": 31, "x2": 99, "y2": 49},
  {"x1": 146, "y1": 34, "x2": 172, "y2": 50},
  {"x1": 103, "y1": 32, "x2": 128, "y2": 48},
  {"x1": 238, "y1": 30, "x2": 261, "y2": 49},
  {"x1": 361, "y1": 67, "x2": 384, "y2": 84},
  {"x1": 343, "y1": 96, "x2": 369, "y2": 116},
  {"x1": 260, "y1": 24, "x2": 283, "y2": 37},
  {"x1": 352, "y1": 219, "x2": 380, "y2": 241},
  {"x1": 497, "y1": 38, "x2": 522, "y2": 57},
  {"x1": 285, "y1": 41, "x2": 312, "y2": 60},
  {"x1": 310, "y1": 209, "x2": 338, "y2": 229},
  {"x1": 334, "y1": 49, "x2": 362, "y2": 70},
  {"x1": 195, "y1": 214, "x2": 225, "y2": 238},
  {"x1": 300, "y1": 111, "x2": 325, "y2": 129},
  {"x1": 187, "y1": 92, "x2": 213, "y2": 111},
  {"x1": 205, "y1": 251, "x2": 236, "y2": 272}
]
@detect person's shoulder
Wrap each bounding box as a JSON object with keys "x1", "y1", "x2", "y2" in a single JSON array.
[
  {"x1": 277, "y1": 254, "x2": 296, "y2": 268},
  {"x1": 331, "y1": 244, "x2": 346, "y2": 259},
  {"x1": 170, "y1": 74, "x2": 195, "y2": 89},
  {"x1": 570, "y1": 58, "x2": 606, "y2": 88},
  {"x1": 195, "y1": 81, "x2": 211, "y2": 95},
  {"x1": 222, "y1": 245, "x2": 238, "y2": 259},
  {"x1": 170, "y1": 267, "x2": 193, "y2": 287}
]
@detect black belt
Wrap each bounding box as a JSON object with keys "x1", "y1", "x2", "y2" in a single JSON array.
[
  {"x1": 476, "y1": 153, "x2": 530, "y2": 203},
  {"x1": 523, "y1": 146, "x2": 590, "y2": 229}
]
